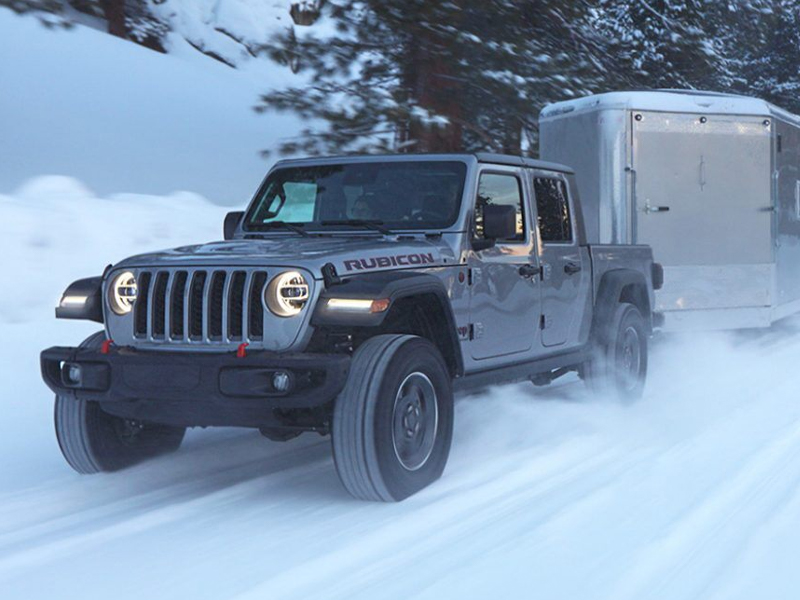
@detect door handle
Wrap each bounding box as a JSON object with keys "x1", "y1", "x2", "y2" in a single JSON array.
[
  {"x1": 641, "y1": 200, "x2": 670, "y2": 214},
  {"x1": 564, "y1": 262, "x2": 582, "y2": 275},
  {"x1": 518, "y1": 264, "x2": 541, "y2": 279}
]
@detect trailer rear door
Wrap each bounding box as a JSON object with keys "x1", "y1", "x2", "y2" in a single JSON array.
[{"x1": 631, "y1": 112, "x2": 772, "y2": 267}]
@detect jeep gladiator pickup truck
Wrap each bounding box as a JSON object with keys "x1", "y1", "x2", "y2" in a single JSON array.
[{"x1": 41, "y1": 153, "x2": 662, "y2": 501}]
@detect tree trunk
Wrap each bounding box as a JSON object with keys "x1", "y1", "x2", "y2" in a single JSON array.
[
  {"x1": 398, "y1": 30, "x2": 464, "y2": 153},
  {"x1": 100, "y1": 0, "x2": 126, "y2": 39}
]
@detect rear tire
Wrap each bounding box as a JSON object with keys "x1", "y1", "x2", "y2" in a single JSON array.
[
  {"x1": 584, "y1": 303, "x2": 648, "y2": 402},
  {"x1": 54, "y1": 332, "x2": 186, "y2": 474},
  {"x1": 332, "y1": 335, "x2": 454, "y2": 502}
]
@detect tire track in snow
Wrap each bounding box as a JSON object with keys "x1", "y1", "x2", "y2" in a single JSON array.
[
  {"x1": 0, "y1": 439, "x2": 333, "y2": 577},
  {"x1": 229, "y1": 437, "x2": 644, "y2": 600},
  {"x1": 607, "y1": 417, "x2": 800, "y2": 600}
]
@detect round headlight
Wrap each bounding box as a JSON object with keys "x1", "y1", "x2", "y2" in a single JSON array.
[
  {"x1": 108, "y1": 271, "x2": 138, "y2": 315},
  {"x1": 265, "y1": 271, "x2": 309, "y2": 317}
]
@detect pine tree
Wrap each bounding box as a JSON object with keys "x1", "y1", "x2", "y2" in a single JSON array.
[
  {"x1": 591, "y1": 0, "x2": 725, "y2": 90},
  {"x1": 1, "y1": 0, "x2": 68, "y2": 26},
  {"x1": 256, "y1": 0, "x2": 613, "y2": 156},
  {"x1": 740, "y1": 1, "x2": 800, "y2": 113}
]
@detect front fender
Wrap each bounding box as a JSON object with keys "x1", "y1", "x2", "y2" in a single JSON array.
[
  {"x1": 311, "y1": 270, "x2": 464, "y2": 375},
  {"x1": 55, "y1": 276, "x2": 105, "y2": 324}
]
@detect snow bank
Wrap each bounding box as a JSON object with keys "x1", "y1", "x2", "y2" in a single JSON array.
[
  {"x1": 154, "y1": 0, "x2": 338, "y2": 68},
  {"x1": 0, "y1": 176, "x2": 226, "y2": 323},
  {"x1": 0, "y1": 7, "x2": 302, "y2": 205}
]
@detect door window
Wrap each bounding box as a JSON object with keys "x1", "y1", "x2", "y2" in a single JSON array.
[
  {"x1": 534, "y1": 177, "x2": 572, "y2": 243},
  {"x1": 474, "y1": 173, "x2": 525, "y2": 242}
]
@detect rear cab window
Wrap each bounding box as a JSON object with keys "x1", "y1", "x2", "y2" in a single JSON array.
[{"x1": 533, "y1": 174, "x2": 573, "y2": 244}]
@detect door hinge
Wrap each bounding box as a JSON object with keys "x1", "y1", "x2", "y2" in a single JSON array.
[{"x1": 540, "y1": 315, "x2": 546, "y2": 330}]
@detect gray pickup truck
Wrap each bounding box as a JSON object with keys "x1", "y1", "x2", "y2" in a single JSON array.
[{"x1": 41, "y1": 153, "x2": 662, "y2": 501}]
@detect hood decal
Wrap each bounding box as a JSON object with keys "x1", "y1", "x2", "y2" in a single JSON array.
[{"x1": 343, "y1": 252, "x2": 436, "y2": 272}]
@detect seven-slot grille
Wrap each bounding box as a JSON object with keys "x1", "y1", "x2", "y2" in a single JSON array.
[{"x1": 133, "y1": 269, "x2": 268, "y2": 344}]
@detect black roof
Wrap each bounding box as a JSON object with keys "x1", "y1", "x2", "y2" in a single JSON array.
[
  {"x1": 473, "y1": 152, "x2": 574, "y2": 173},
  {"x1": 274, "y1": 152, "x2": 574, "y2": 174}
]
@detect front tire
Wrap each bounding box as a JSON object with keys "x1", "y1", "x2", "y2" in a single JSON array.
[
  {"x1": 584, "y1": 303, "x2": 648, "y2": 402},
  {"x1": 332, "y1": 335, "x2": 454, "y2": 502},
  {"x1": 54, "y1": 332, "x2": 186, "y2": 474}
]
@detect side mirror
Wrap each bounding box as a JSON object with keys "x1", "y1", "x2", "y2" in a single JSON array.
[
  {"x1": 224, "y1": 211, "x2": 244, "y2": 240},
  {"x1": 476, "y1": 204, "x2": 517, "y2": 250}
]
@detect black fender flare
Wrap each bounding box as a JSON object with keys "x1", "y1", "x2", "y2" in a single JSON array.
[
  {"x1": 55, "y1": 276, "x2": 105, "y2": 323},
  {"x1": 312, "y1": 270, "x2": 464, "y2": 375},
  {"x1": 591, "y1": 269, "x2": 653, "y2": 344}
]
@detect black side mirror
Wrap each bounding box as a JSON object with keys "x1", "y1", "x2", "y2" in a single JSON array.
[
  {"x1": 224, "y1": 211, "x2": 244, "y2": 240},
  {"x1": 475, "y1": 204, "x2": 517, "y2": 250}
]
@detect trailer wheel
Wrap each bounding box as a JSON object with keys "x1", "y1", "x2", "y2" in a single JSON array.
[
  {"x1": 584, "y1": 303, "x2": 648, "y2": 402},
  {"x1": 332, "y1": 334, "x2": 454, "y2": 502},
  {"x1": 54, "y1": 332, "x2": 186, "y2": 474}
]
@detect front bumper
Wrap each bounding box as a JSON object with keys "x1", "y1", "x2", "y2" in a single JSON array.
[{"x1": 40, "y1": 345, "x2": 350, "y2": 428}]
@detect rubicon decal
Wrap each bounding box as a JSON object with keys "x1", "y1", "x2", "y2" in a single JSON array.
[{"x1": 343, "y1": 253, "x2": 436, "y2": 272}]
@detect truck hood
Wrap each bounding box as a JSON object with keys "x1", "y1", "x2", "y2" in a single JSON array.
[{"x1": 114, "y1": 235, "x2": 458, "y2": 278}]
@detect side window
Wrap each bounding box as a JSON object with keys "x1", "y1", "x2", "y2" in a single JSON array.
[
  {"x1": 534, "y1": 176, "x2": 572, "y2": 243},
  {"x1": 474, "y1": 173, "x2": 525, "y2": 242}
]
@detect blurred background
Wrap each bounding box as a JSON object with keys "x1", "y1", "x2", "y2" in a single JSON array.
[{"x1": 3, "y1": 0, "x2": 799, "y2": 205}]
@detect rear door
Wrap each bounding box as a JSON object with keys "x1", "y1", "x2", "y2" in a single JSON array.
[
  {"x1": 531, "y1": 171, "x2": 586, "y2": 347},
  {"x1": 632, "y1": 112, "x2": 772, "y2": 267}
]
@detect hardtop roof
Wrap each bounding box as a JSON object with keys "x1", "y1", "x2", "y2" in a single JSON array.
[{"x1": 273, "y1": 152, "x2": 574, "y2": 174}]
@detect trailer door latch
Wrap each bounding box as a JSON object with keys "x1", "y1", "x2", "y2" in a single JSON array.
[{"x1": 641, "y1": 200, "x2": 670, "y2": 214}]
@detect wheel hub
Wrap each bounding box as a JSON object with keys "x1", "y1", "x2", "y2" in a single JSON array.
[
  {"x1": 392, "y1": 372, "x2": 438, "y2": 471},
  {"x1": 618, "y1": 326, "x2": 641, "y2": 391}
]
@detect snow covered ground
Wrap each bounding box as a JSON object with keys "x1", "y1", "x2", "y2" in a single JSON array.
[{"x1": 2, "y1": 177, "x2": 800, "y2": 599}]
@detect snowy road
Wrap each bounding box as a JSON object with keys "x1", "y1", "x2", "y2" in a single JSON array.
[
  {"x1": 3, "y1": 320, "x2": 800, "y2": 600},
  {"x1": 3, "y1": 180, "x2": 800, "y2": 599}
]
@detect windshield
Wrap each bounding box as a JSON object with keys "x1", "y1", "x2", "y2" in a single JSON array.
[{"x1": 244, "y1": 161, "x2": 467, "y2": 231}]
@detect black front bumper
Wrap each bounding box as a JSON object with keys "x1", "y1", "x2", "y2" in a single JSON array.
[{"x1": 40, "y1": 345, "x2": 350, "y2": 428}]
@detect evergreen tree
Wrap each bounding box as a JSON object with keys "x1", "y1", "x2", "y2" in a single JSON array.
[
  {"x1": 740, "y1": 1, "x2": 800, "y2": 113},
  {"x1": 591, "y1": 0, "x2": 726, "y2": 90},
  {"x1": 1, "y1": 0, "x2": 67, "y2": 26},
  {"x1": 256, "y1": 0, "x2": 612, "y2": 156},
  {"x1": 1, "y1": 0, "x2": 167, "y2": 50}
]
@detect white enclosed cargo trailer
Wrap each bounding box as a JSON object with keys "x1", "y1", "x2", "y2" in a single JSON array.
[{"x1": 540, "y1": 90, "x2": 800, "y2": 331}]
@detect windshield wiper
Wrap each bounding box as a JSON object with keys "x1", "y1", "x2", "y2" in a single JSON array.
[
  {"x1": 320, "y1": 219, "x2": 393, "y2": 235},
  {"x1": 248, "y1": 221, "x2": 311, "y2": 237}
]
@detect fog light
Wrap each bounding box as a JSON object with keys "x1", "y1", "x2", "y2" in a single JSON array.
[
  {"x1": 63, "y1": 362, "x2": 82, "y2": 386},
  {"x1": 272, "y1": 371, "x2": 292, "y2": 393}
]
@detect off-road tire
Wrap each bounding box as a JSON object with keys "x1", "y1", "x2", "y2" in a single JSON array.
[
  {"x1": 584, "y1": 303, "x2": 648, "y2": 402},
  {"x1": 332, "y1": 334, "x2": 454, "y2": 502},
  {"x1": 54, "y1": 332, "x2": 186, "y2": 474}
]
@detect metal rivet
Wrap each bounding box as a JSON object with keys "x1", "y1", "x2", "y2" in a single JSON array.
[
  {"x1": 699, "y1": 116, "x2": 707, "y2": 124},
  {"x1": 764, "y1": 119, "x2": 771, "y2": 127},
  {"x1": 634, "y1": 114, "x2": 643, "y2": 122}
]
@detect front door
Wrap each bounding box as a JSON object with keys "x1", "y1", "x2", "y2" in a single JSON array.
[
  {"x1": 469, "y1": 168, "x2": 541, "y2": 361},
  {"x1": 532, "y1": 173, "x2": 585, "y2": 347}
]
